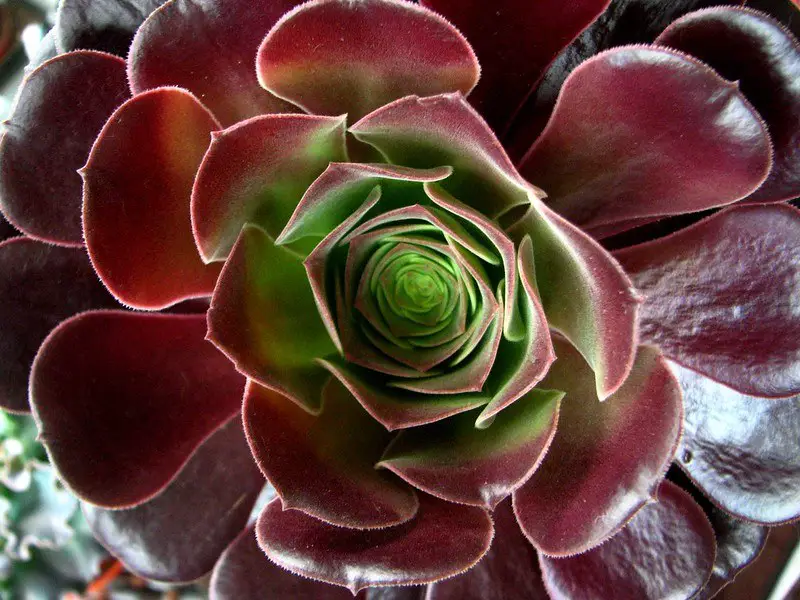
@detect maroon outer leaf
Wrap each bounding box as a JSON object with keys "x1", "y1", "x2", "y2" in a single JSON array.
[
  {"x1": 539, "y1": 481, "x2": 716, "y2": 600},
  {"x1": 379, "y1": 388, "x2": 561, "y2": 509},
  {"x1": 55, "y1": 0, "x2": 167, "y2": 55},
  {"x1": 513, "y1": 339, "x2": 683, "y2": 556},
  {"x1": 0, "y1": 238, "x2": 115, "y2": 413},
  {"x1": 614, "y1": 204, "x2": 800, "y2": 398},
  {"x1": 207, "y1": 224, "x2": 336, "y2": 413},
  {"x1": 350, "y1": 93, "x2": 533, "y2": 219},
  {"x1": 210, "y1": 525, "x2": 353, "y2": 600},
  {"x1": 518, "y1": 46, "x2": 772, "y2": 234},
  {"x1": 0, "y1": 51, "x2": 129, "y2": 245},
  {"x1": 656, "y1": 7, "x2": 800, "y2": 203},
  {"x1": 257, "y1": 0, "x2": 479, "y2": 121},
  {"x1": 29, "y1": 311, "x2": 245, "y2": 509},
  {"x1": 83, "y1": 416, "x2": 264, "y2": 583},
  {"x1": 426, "y1": 500, "x2": 550, "y2": 600},
  {"x1": 671, "y1": 361, "x2": 800, "y2": 524},
  {"x1": 421, "y1": 0, "x2": 610, "y2": 133},
  {"x1": 129, "y1": 0, "x2": 299, "y2": 125},
  {"x1": 192, "y1": 114, "x2": 348, "y2": 262},
  {"x1": 82, "y1": 87, "x2": 222, "y2": 310},
  {"x1": 244, "y1": 379, "x2": 419, "y2": 529},
  {"x1": 256, "y1": 493, "x2": 493, "y2": 593}
]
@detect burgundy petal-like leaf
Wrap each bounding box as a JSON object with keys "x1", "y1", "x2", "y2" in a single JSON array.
[
  {"x1": 30, "y1": 311, "x2": 244, "y2": 509},
  {"x1": 257, "y1": 0, "x2": 478, "y2": 121},
  {"x1": 256, "y1": 493, "x2": 493, "y2": 593},
  {"x1": 379, "y1": 388, "x2": 561, "y2": 509},
  {"x1": 55, "y1": 0, "x2": 167, "y2": 55},
  {"x1": 539, "y1": 481, "x2": 716, "y2": 600},
  {"x1": 518, "y1": 46, "x2": 772, "y2": 233},
  {"x1": 320, "y1": 357, "x2": 488, "y2": 430},
  {"x1": 210, "y1": 525, "x2": 353, "y2": 600},
  {"x1": 0, "y1": 238, "x2": 115, "y2": 413},
  {"x1": 671, "y1": 361, "x2": 800, "y2": 524},
  {"x1": 421, "y1": 0, "x2": 610, "y2": 133},
  {"x1": 513, "y1": 339, "x2": 682, "y2": 556},
  {"x1": 83, "y1": 415, "x2": 264, "y2": 583},
  {"x1": 656, "y1": 7, "x2": 800, "y2": 203},
  {"x1": 614, "y1": 204, "x2": 800, "y2": 398},
  {"x1": 83, "y1": 87, "x2": 222, "y2": 310},
  {"x1": 351, "y1": 93, "x2": 533, "y2": 219},
  {"x1": 0, "y1": 51, "x2": 129, "y2": 245},
  {"x1": 509, "y1": 202, "x2": 639, "y2": 400},
  {"x1": 426, "y1": 500, "x2": 550, "y2": 600},
  {"x1": 244, "y1": 379, "x2": 419, "y2": 529},
  {"x1": 192, "y1": 114, "x2": 348, "y2": 262},
  {"x1": 128, "y1": 0, "x2": 298, "y2": 125},
  {"x1": 207, "y1": 224, "x2": 336, "y2": 413}
]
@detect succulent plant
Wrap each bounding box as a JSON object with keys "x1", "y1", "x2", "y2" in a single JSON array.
[{"x1": 0, "y1": 0, "x2": 798, "y2": 598}]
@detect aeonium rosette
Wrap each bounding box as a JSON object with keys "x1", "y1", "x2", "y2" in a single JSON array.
[{"x1": 0, "y1": 0, "x2": 798, "y2": 598}]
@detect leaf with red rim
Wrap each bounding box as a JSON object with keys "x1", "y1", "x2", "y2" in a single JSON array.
[
  {"x1": 656, "y1": 7, "x2": 800, "y2": 203},
  {"x1": 614, "y1": 204, "x2": 800, "y2": 398},
  {"x1": 538, "y1": 480, "x2": 716, "y2": 600},
  {"x1": 671, "y1": 361, "x2": 800, "y2": 524},
  {"x1": 192, "y1": 114, "x2": 347, "y2": 262},
  {"x1": 513, "y1": 339, "x2": 683, "y2": 557},
  {"x1": 0, "y1": 51, "x2": 129, "y2": 246},
  {"x1": 350, "y1": 93, "x2": 533, "y2": 219},
  {"x1": 207, "y1": 224, "x2": 336, "y2": 413},
  {"x1": 30, "y1": 311, "x2": 244, "y2": 509},
  {"x1": 0, "y1": 238, "x2": 116, "y2": 413},
  {"x1": 421, "y1": 0, "x2": 610, "y2": 134},
  {"x1": 509, "y1": 201, "x2": 639, "y2": 400},
  {"x1": 210, "y1": 525, "x2": 353, "y2": 600},
  {"x1": 379, "y1": 388, "x2": 561, "y2": 509},
  {"x1": 426, "y1": 499, "x2": 550, "y2": 600},
  {"x1": 83, "y1": 415, "x2": 264, "y2": 583},
  {"x1": 55, "y1": 0, "x2": 167, "y2": 55},
  {"x1": 244, "y1": 378, "x2": 419, "y2": 529},
  {"x1": 518, "y1": 46, "x2": 772, "y2": 235},
  {"x1": 83, "y1": 87, "x2": 222, "y2": 310},
  {"x1": 257, "y1": 0, "x2": 479, "y2": 121},
  {"x1": 256, "y1": 493, "x2": 493, "y2": 593},
  {"x1": 129, "y1": 0, "x2": 298, "y2": 125}
]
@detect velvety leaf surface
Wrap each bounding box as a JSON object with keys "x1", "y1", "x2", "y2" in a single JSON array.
[
  {"x1": 513, "y1": 339, "x2": 682, "y2": 556},
  {"x1": 509, "y1": 203, "x2": 639, "y2": 400},
  {"x1": 129, "y1": 0, "x2": 299, "y2": 125},
  {"x1": 257, "y1": 0, "x2": 479, "y2": 121},
  {"x1": 207, "y1": 224, "x2": 336, "y2": 413},
  {"x1": 83, "y1": 416, "x2": 264, "y2": 583},
  {"x1": 0, "y1": 51, "x2": 129, "y2": 245},
  {"x1": 192, "y1": 114, "x2": 347, "y2": 262},
  {"x1": 56, "y1": 0, "x2": 166, "y2": 55},
  {"x1": 83, "y1": 87, "x2": 222, "y2": 310},
  {"x1": 0, "y1": 238, "x2": 115, "y2": 413},
  {"x1": 656, "y1": 7, "x2": 800, "y2": 203},
  {"x1": 244, "y1": 379, "x2": 419, "y2": 529},
  {"x1": 351, "y1": 93, "x2": 532, "y2": 219},
  {"x1": 504, "y1": 0, "x2": 737, "y2": 158},
  {"x1": 210, "y1": 525, "x2": 353, "y2": 600},
  {"x1": 671, "y1": 361, "x2": 800, "y2": 524},
  {"x1": 614, "y1": 204, "x2": 800, "y2": 398},
  {"x1": 745, "y1": 0, "x2": 800, "y2": 38},
  {"x1": 421, "y1": 0, "x2": 610, "y2": 133},
  {"x1": 539, "y1": 481, "x2": 716, "y2": 600},
  {"x1": 380, "y1": 388, "x2": 560, "y2": 509},
  {"x1": 30, "y1": 311, "x2": 244, "y2": 509},
  {"x1": 320, "y1": 357, "x2": 488, "y2": 430},
  {"x1": 519, "y1": 46, "x2": 771, "y2": 233},
  {"x1": 426, "y1": 500, "x2": 550, "y2": 600},
  {"x1": 256, "y1": 493, "x2": 493, "y2": 593}
]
